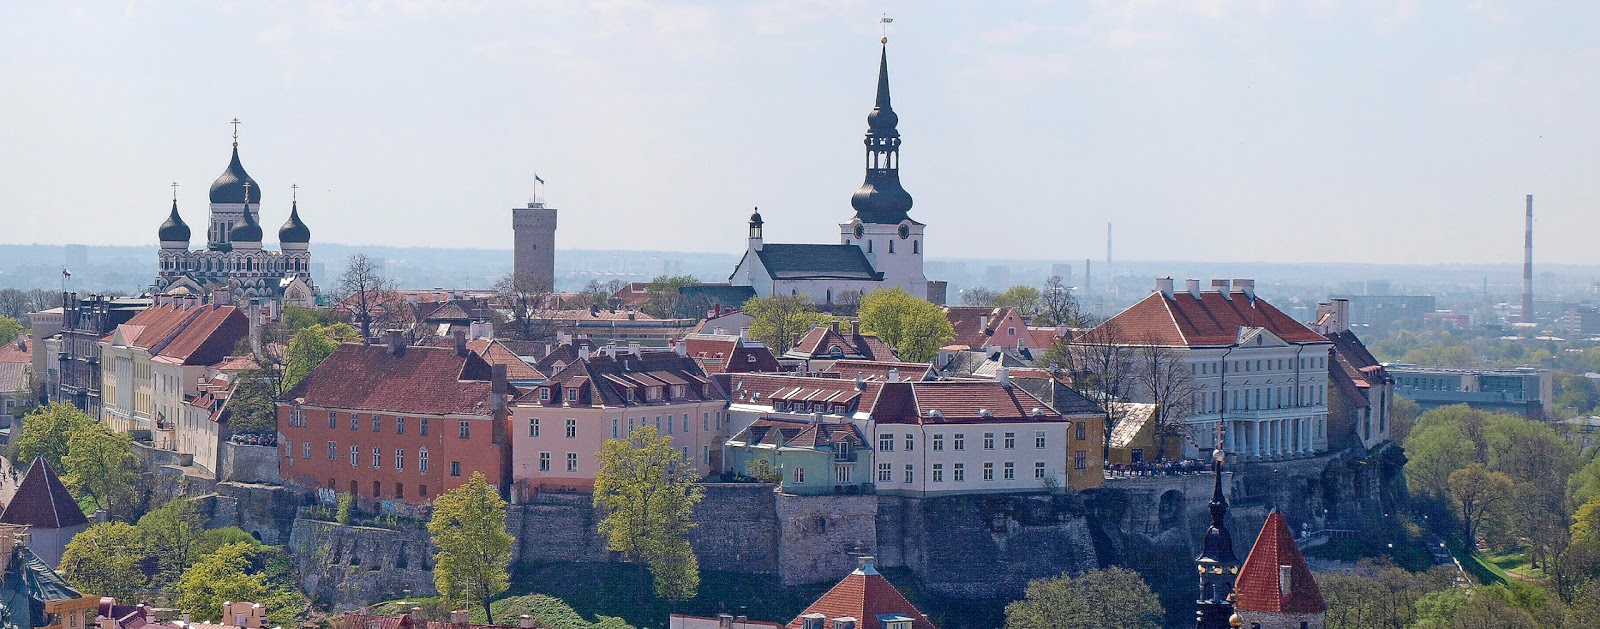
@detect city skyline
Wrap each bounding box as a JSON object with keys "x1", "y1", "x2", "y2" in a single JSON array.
[{"x1": 3, "y1": 1, "x2": 1597, "y2": 265}]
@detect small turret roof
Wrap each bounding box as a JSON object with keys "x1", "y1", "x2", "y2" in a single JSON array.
[
  {"x1": 279, "y1": 201, "x2": 311, "y2": 243},
  {"x1": 159, "y1": 199, "x2": 191, "y2": 242},
  {"x1": 0, "y1": 456, "x2": 88, "y2": 529},
  {"x1": 210, "y1": 145, "x2": 261, "y2": 205}
]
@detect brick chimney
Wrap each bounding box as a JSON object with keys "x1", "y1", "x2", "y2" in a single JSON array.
[
  {"x1": 490, "y1": 364, "x2": 508, "y2": 413},
  {"x1": 386, "y1": 330, "x2": 405, "y2": 356},
  {"x1": 850, "y1": 320, "x2": 861, "y2": 336},
  {"x1": 454, "y1": 329, "x2": 468, "y2": 357}
]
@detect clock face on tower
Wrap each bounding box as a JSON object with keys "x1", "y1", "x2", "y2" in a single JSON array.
[
  {"x1": 898, "y1": 224, "x2": 910, "y2": 239},
  {"x1": 853, "y1": 224, "x2": 865, "y2": 239}
]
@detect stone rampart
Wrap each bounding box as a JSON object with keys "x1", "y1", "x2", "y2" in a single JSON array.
[
  {"x1": 219, "y1": 442, "x2": 282, "y2": 484},
  {"x1": 289, "y1": 518, "x2": 437, "y2": 611},
  {"x1": 774, "y1": 492, "x2": 875, "y2": 586}
]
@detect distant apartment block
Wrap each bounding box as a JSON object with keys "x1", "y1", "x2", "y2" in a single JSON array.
[
  {"x1": 1325, "y1": 294, "x2": 1436, "y2": 327},
  {"x1": 1389, "y1": 365, "x2": 1553, "y2": 420}
]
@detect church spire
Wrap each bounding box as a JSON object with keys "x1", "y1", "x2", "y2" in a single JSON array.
[
  {"x1": 1196, "y1": 449, "x2": 1240, "y2": 629},
  {"x1": 849, "y1": 38, "x2": 913, "y2": 225}
]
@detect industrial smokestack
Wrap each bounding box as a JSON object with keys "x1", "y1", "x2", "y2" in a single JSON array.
[
  {"x1": 1523, "y1": 194, "x2": 1534, "y2": 324},
  {"x1": 1084, "y1": 258, "x2": 1092, "y2": 293}
]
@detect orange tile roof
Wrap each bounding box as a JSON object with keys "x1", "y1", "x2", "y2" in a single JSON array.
[
  {"x1": 0, "y1": 336, "x2": 31, "y2": 363},
  {"x1": 284, "y1": 344, "x2": 498, "y2": 416},
  {"x1": 1095, "y1": 291, "x2": 1326, "y2": 347},
  {"x1": 1234, "y1": 512, "x2": 1326, "y2": 614},
  {"x1": 785, "y1": 563, "x2": 935, "y2": 629},
  {"x1": 466, "y1": 338, "x2": 546, "y2": 381},
  {"x1": 156, "y1": 305, "x2": 249, "y2": 366}
]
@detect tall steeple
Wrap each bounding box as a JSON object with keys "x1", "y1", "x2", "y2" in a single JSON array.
[
  {"x1": 849, "y1": 38, "x2": 914, "y2": 225},
  {"x1": 1195, "y1": 449, "x2": 1240, "y2": 629}
]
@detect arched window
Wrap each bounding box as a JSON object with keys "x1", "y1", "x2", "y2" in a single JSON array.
[{"x1": 913, "y1": 240, "x2": 920, "y2": 254}]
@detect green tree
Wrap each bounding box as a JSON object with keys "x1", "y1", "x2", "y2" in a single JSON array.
[
  {"x1": 639, "y1": 274, "x2": 702, "y2": 319},
  {"x1": 1569, "y1": 455, "x2": 1600, "y2": 512},
  {"x1": 743, "y1": 294, "x2": 831, "y2": 354},
  {"x1": 1388, "y1": 396, "x2": 1421, "y2": 443},
  {"x1": 174, "y1": 542, "x2": 268, "y2": 622},
  {"x1": 1035, "y1": 276, "x2": 1085, "y2": 327},
  {"x1": 192, "y1": 527, "x2": 260, "y2": 560},
  {"x1": 1448, "y1": 462, "x2": 1514, "y2": 545},
  {"x1": 137, "y1": 498, "x2": 205, "y2": 587},
  {"x1": 992, "y1": 285, "x2": 1042, "y2": 317},
  {"x1": 62, "y1": 423, "x2": 141, "y2": 514},
  {"x1": 594, "y1": 426, "x2": 704, "y2": 602},
  {"x1": 10, "y1": 402, "x2": 93, "y2": 471},
  {"x1": 1413, "y1": 585, "x2": 1539, "y2": 629},
  {"x1": 227, "y1": 370, "x2": 281, "y2": 434},
  {"x1": 0, "y1": 314, "x2": 23, "y2": 346},
  {"x1": 1573, "y1": 494, "x2": 1600, "y2": 545},
  {"x1": 58, "y1": 522, "x2": 147, "y2": 600},
  {"x1": 282, "y1": 324, "x2": 353, "y2": 390},
  {"x1": 858, "y1": 288, "x2": 954, "y2": 363},
  {"x1": 1318, "y1": 561, "x2": 1458, "y2": 629},
  {"x1": 428, "y1": 472, "x2": 514, "y2": 623},
  {"x1": 1002, "y1": 567, "x2": 1163, "y2": 629}
]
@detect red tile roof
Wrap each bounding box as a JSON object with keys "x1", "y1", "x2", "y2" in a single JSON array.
[
  {"x1": 1026, "y1": 327, "x2": 1060, "y2": 349},
  {"x1": 467, "y1": 339, "x2": 546, "y2": 381},
  {"x1": 788, "y1": 326, "x2": 896, "y2": 361},
  {"x1": 527, "y1": 351, "x2": 718, "y2": 408},
  {"x1": 284, "y1": 344, "x2": 498, "y2": 416},
  {"x1": 0, "y1": 336, "x2": 31, "y2": 363},
  {"x1": 785, "y1": 562, "x2": 935, "y2": 629},
  {"x1": 943, "y1": 306, "x2": 1034, "y2": 349},
  {"x1": 106, "y1": 303, "x2": 201, "y2": 348},
  {"x1": 1094, "y1": 291, "x2": 1326, "y2": 347},
  {"x1": 875, "y1": 380, "x2": 1063, "y2": 425},
  {"x1": 0, "y1": 456, "x2": 89, "y2": 529},
  {"x1": 156, "y1": 306, "x2": 249, "y2": 366},
  {"x1": 681, "y1": 336, "x2": 780, "y2": 375},
  {"x1": 821, "y1": 360, "x2": 933, "y2": 382},
  {"x1": 1234, "y1": 512, "x2": 1326, "y2": 614}
]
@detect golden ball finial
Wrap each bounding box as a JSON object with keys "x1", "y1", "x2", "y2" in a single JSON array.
[
  {"x1": 1229, "y1": 613, "x2": 1244, "y2": 627},
  {"x1": 881, "y1": 36, "x2": 888, "y2": 44}
]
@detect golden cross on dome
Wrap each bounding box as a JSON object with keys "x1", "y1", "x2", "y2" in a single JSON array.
[
  {"x1": 243, "y1": 181, "x2": 252, "y2": 204},
  {"x1": 231, "y1": 118, "x2": 241, "y2": 146}
]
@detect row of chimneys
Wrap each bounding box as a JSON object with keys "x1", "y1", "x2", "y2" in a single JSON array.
[{"x1": 1155, "y1": 277, "x2": 1257, "y2": 302}]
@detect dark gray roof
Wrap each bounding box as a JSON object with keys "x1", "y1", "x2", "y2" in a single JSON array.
[
  {"x1": 229, "y1": 206, "x2": 262, "y2": 242},
  {"x1": 159, "y1": 200, "x2": 191, "y2": 242},
  {"x1": 0, "y1": 457, "x2": 88, "y2": 529},
  {"x1": 754, "y1": 244, "x2": 882, "y2": 281},
  {"x1": 1013, "y1": 378, "x2": 1104, "y2": 416},
  {"x1": 210, "y1": 146, "x2": 261, "y2": 204},
  {"x1": 278, "y1": 201, "x2": 310, "y2": 243},
  {"x1": 679, "y1": 284, "x2": 757, "y2": 309}
]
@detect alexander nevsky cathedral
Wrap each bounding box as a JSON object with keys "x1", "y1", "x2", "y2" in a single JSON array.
[{"x1": 151, "y1": 125, "x2": 317, "y2": 309}]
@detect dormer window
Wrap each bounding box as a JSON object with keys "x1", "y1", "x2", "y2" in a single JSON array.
[
  {"x1": 539, "y1": 387, "x2": 551, "y2": 401},
  {"x1": 835, "y1": 442, "x2": 851, "y2": 461},
  {"x1": 567, "y1": 388, "x2": 579, "y2": 402},
  {"x1": 671, "y1": 384, "x2": 685, "y2": 398},
  {"x1": 624, "y1": 388, "x2": 635, "y2": 402},
  {"x1": 646, "y1": 386, "x2": 663, "y2": 401}
]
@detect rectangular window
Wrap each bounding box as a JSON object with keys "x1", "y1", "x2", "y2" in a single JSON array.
[
  {"x1": 539, "y1": 387, "x2": 550, "y2": 401},
  {"x1": 932, "y1": 463, "x2": 944, "y2": 482},
  {"x1": 395, "y1": 449, "x2": 405, "y2": 470},
  {"x1": 566, "y1": 419, "x2": 576, "y2": 438},
  {"x1": 983, "y1": 433, "x2": 995, "y2": 450},
  {"x1": 397, "y1": 417, "x2": 405, "y2": 435},
  {"x1": 529, "y1": 418, "x2": 540, "y2": 437},
  {"x1": 1034, "y1": 461, "x2": 1046, "y2": 479},
  {"x1": 904, "y1": 464, "x2": 914, "y2": 484},
  {"x1": 879, "y1": 434, "x2": 894, "y2": 452},
  {"x1": 372, "y1": 415, "x2": 381, "y2": 432},
  {"x1": 878, "y1": 463, "x2": 892, "y2": 482},
  {"x1": 932, "y1": 434, "x2": 944, "y2": 451},
  {"x1": 683, "y1": 415, "x2": 689, "y2": 432},
  {"x1": 328, "y1": 441, "x2": 337, "y2": 460},
  {"x1": 303, "y1": 443, "x2": 310, "y2": 459},
  {"x1": 904, "y1": 434, "x2": 914, "y2": 451},
  {"x1": 458, "y1": 420, "x2": 470, "y2": 439},
  {"x1": 351, "y1": 413, "x2": 359, "y2": 430},
  {"x1": 1076, "y1": 422, "x2": 1087, "y2": 441},
  {"x1": 983, "y1": 462, "x2": 994, "y2": 481},
  {"x1": 539, "y1": 452, "x2": 550, "y2": 472},
  {"x1": 350, "y1": 445, "x2": 358, "y2": 467},
  {"x1": 394, "y1": 482, "x2": 403, "y2": 499},
  {"x1": 954, "y1": 433, "x2": 965, "y2": 451},
  {"x1": 613, "y1": 418, "x2": 620, "y2": 438},
  {"x1": 329, "y1": 411, "x2": 337, "y2": 429},
  {"x1": 566, "y1": 452, "x2": 578, "y2": 472},
  {"x1": 419, "y1": 448, "x2": 429, "y2": 472},
  {"x1": 953, "y1": 463, "x2": 966, "y2": 482},
  {"x1": 1004, "y1": 432, "x2": 1015, "y2": 449},
  {"x1": 793, "y1": 467, "x2": 805, "y2": 484},
  {"x1": 421, "y1": 418, "x2": 429, "y2": 436},
  {"x1": 567, "y1": 388, "x2": 578, "y2": 402},
  {"x1": 450, "y1": 461, "x2": 461, "y2": 477},
  {"x1": 704, "y1": 413, "x2": 710, "y2": 431},
  {"x1": 1036, "y1": 431, "x2": 1046, "y2": 449},
  {"x1": 284, "y1": 439, "x2": 293, "y2": 459},
  {"x1": 1003, "y1": 461, "x2": 1015, "y2": 480},
  {"x1": 372, "y1": 447, "x2": 381, "y2": 469},
  {"x1": 702, "y1": 445, "x2": 710, "y2": 465},
  {"x1": 1074, "y1": 450, "x2": 1087, "y2": 470}
]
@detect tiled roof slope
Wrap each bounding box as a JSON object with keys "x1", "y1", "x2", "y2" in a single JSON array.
[
  {"x1": 755, "y1": 244, "x2": 883, "y2": 281},
  {"x1": 718, "y1": 373, "x2": 887, "y2": 414},
  {"x1": 943, "y1": 306, "x2": 1019, "y2": 349},
  {"x1": 105, "y1": 303, "x2": 202, "y2": 349},
  {"x1": 821, "y1": 360, "x2": 934, "y2": 382},
  {"x1": 1010, "y1": 376, "x2": 1104, "y2": 417},
  {"x1": 874, "y1": 380, "x2": 1063, "y2": 425},
  {"x1": 0, "y1": 336, "x2": 31, "y2": 363},
  {"x1": 682, "y1": 336, "x2": 781, "y2": 375},
  {"x1": 734, "y1": 417, "x2": 864, "y2": 450},
  {"x1": 156, "y1": 306, "x2": 248, "y2": 365},
  {"x1": 786, "y1": 561, "x2": 935, "y2": 629},
  {"x1": 1234, "y1": 512, "x2": 1326, "y2": 614},
  {"x1": 283, "y1": 344, "x2": 498, "y2": 416},
  {"x1": 788, "y1": 327, "x2": 896, "y2": 361},
  {"x1": 526, "y1": 351, "x2": 717, "y2": 408},
  {"x1": 0, "y1": 456, "x2": 89, "y2": 528},
  {"x1": 467, "y1": 339, "x2": 545, "y2": 381},
  {"x1": 1097, "y1": 291, "x2": 1326, "y2": 347}
]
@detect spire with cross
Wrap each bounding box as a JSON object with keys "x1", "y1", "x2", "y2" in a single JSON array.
[
  {"x1": 291, "y1": 183, "x2": 298, "y2": 203},
  {"x1": 231, "y1": 118, "x2": 241, "y2": 147},
  {"x1": 171, "y1": 182, "x2": 179, "y2": 202}
]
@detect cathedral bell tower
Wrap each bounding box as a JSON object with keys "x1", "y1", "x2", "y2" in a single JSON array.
[
  {"x1": 1196, "y1": 449, "x2": 1241, "y2": 629},
  {"x1": 840, "y1": 36, "x2": 927, "y2": 299}
]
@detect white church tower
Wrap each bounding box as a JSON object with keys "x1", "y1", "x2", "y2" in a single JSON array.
[{"x1": 839, "y1": 39, "x2": 927, "y2": 299}]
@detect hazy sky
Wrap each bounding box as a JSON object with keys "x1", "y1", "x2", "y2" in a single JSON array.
[{"x1": 3, "y1": 1, "x2": 1596, "y2": 265}]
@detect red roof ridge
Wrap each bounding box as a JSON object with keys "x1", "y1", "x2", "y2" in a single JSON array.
[{"x1": 1234, "y1": 512, "x2": 1326, "y2": 614}]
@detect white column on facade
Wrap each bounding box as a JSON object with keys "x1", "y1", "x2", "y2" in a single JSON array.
[
  {"x1": 1253, "y1": 421, "x2": 1262, "y2": 458},
  {"x1": 1273, "y1": 420, "x2": 1282, "y2": 456}
]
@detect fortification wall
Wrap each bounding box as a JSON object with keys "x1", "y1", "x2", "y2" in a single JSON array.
[
  {"x1": 218, "y1": 442, "x2": 282, "y2": 484},
  {"x1": 775, "y1": 493, "x2": 876, "y2": 586},
  {"x1": 289, "y1": 518, "x2": 437, "y2": 611}
]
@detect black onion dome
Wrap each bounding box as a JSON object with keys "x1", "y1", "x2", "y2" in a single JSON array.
[
  {"x1": 158, "y1": 200, "x2": 191, "y2": 242},
  {"x1": 229, "y1": 207, "x2": 263, "y2": 243},
  {"x1": 209, "y1": 146, "x2": 261, "y2": 204},
  {"x1": 278, "y1": 201, "x2": 311, "y2": 243}
]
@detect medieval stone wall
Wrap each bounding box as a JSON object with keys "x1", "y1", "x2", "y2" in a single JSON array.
[
  {"x1": 289, "y1": 518, "x2": 437, "y2": 611},
  {"x1": 218, "y1": 442, "x2": 282, "y2": 484},
  {"x1": 774, "y1": 493, "x2": 876, "y2": 586}
]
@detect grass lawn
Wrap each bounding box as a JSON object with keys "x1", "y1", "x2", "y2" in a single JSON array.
[
  {"x1": 1483, "y1": 549, "x2": 1548, "y2": 582},
  {"x1": 1303, "y1": 530, "x2": 1432, "y2": 572}
]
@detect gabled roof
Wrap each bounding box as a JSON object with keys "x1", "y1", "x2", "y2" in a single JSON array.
[
  {"x1": 683, "y1": 336, "x2": 781, "y2": 375},
  {"x1": 785, "y1": 560, "x2": 935, "y2": 629},
  {"x1": 1107, "y1": 402, "x2": 1157, "y2": 449},
  {"x1": 1009, "y1": 377, "x2": 1104, "y2": 417},
  {"x1": 733, "y1": 417, "x2": 865, "y2": 451},
  {"x1": 717, "y1": 373, "x2": 887, "y2": 415},
  {"x1": 821, "y1": 360, "x2": 934, "y2": 382},
  {"x1": 156, "y1": 305, "x2": 249, "y2": 366},
  {"x1": 755, "y1": 244, "x2": 883, "y2": 281},
  {"x1": 528, "y1": 351, "x2": 717, "y2": 408},
  {"x1": 283, "y1": 344, "x2": 499, "y2": 416},
  {"x1": 874, "y1": 380, "x2": 1064, "y2": 425},
  {"x1": 1094, "y1": 291, "x2": 1327, "y2": 347},
  {"x1": 0, "y1": 456, "x2": 89, "y2": 529},
  {"x1": 680, "y1": 284, "x2": 758, "y2": 311},
  {"x1": 1234, "y1": 512, "x2": 1326, "y2": 614},
  {"x1": 943, "y1": 306, "x2": 1024, "y2": 349},
  {"x1": 787, "y1": 326, "x2": 896, "y2": 361},
  {"x1": 467, "y1": 339, "x2": 546, "y2": 381}
]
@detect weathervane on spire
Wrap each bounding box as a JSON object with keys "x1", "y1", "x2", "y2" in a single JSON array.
[
  {"x1": 231, "y1": 118, "x2": 241, "y2": 147},
  {"x1": 880, "y1": 13, "x2": 892, "y2": 43}
]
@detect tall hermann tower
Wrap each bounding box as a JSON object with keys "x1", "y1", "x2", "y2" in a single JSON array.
[{"x1": 512, "y1": 178, "x2": 557, "y2": 288}]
